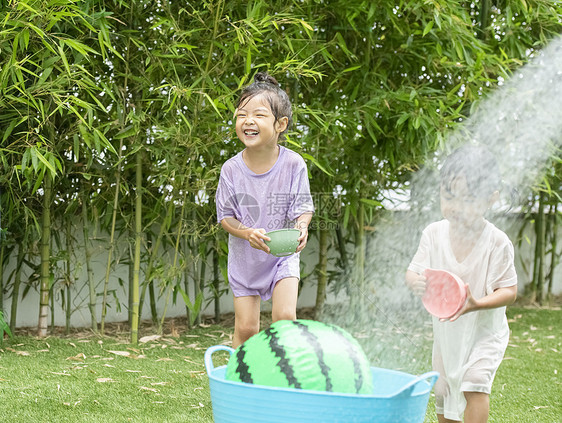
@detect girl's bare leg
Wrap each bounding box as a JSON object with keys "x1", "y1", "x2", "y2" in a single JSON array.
[
  {"x1": 271, "y1": 277, "x2": 299, "y2": 322},
  {"x1": 232, "y1": 295, "x2": 260, "y2": 348}
]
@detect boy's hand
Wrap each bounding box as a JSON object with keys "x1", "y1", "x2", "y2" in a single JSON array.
[
  {"x1": 444, "y1": 284, "x2": 473, "y2": 322},
  {"x1": 247, "y1": 228, "x2": 271, "y2": 253}
]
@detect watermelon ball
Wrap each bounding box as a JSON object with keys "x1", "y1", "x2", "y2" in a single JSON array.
[{"x1": 225, "y1": 319, "x2": 373, "y2": 394}]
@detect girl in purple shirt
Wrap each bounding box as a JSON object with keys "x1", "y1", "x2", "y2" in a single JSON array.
[{"x1": 216, "y1": 73, "x2": 314, "y2": 348}]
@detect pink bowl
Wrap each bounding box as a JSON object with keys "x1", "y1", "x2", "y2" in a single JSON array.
[{"x1": 422, "y1": 269, "x2": 467, "y2": 319}]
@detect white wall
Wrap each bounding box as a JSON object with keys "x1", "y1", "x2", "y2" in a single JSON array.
[{"x1": 2, "y1": 214, "x2": 560, "y2": 329}]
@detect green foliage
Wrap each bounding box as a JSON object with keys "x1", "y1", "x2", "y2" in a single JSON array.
[{"x1": 0, "y1": 0, "x2": 561, "y2": 334}]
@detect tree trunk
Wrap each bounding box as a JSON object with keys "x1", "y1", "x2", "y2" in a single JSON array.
[
  {"x1": 10, "y1": 242, "x2": 25, "y2": 332},
  {"x1": 38, "y1": 174, "x2": 52, "y2": 337},
  {"x1": 535, "y1": 192, "x2": 546, "y2": 304},
  {"x1": 139, "y1": 202, "x2": 172, "y2": 325},
  {"x1": 148, "y1": 278, "x2": 158, "y2": 326},
  {"x1": 547, "y1": 203, "x2": 558, "y2": 300},
  {"x1": 131, "y1": 151, "x2": 143, "y2": 344},
  {"x1": 65, "y1": 219, "x2": 73, "y2": 334},
  {"x1": 183, "y1": 236, "x2": 192, "y2": 330},
  {"x1": 335, "y1": 227, "x2": 348, "y2": 269},
  {"x1": 478, "y1": 0, "x2": 491, "y2": 39},
  {"x1": 128, "y1": 244, "x2": 134, "y2": 326},
  {"x1": 213, "y1": 244, "x2": 220, "y2": 322},
  {"x1": 196, "y1": 258, "x2": 206, "y2": 326},
  {"x1": 0, "y1": 245, "x2": 4, "y2": 314},
  {"x1": 315, "y1": 228, "x2": 329, "y2": 320},
  {"x1": 100, "y1": 139, "x2": 123, "y2": 335},
  {"x1": 352, "y1": 203, "x2": 366, "y2": 317},
  {"x1": 82, "y1": 187, "x2": 97, "y2": 331}
]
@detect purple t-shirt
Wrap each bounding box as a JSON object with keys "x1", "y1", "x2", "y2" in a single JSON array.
[{"x1": 216, "y1": 146, "x2": 314, "y2": 300}]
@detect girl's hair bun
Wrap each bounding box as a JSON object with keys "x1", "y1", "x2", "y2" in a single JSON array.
[{"x1": 254, "y1": 72, "x2": 279, "y2": 86}]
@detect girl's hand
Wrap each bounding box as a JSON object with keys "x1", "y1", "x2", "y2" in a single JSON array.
[
  {"x1": 295, "y1": 226, "x2": 309, "y2": 253},
  {"x1": 405, "y1": 270, "x2": 427, "y2": 297},
  {"x1": 247, "y1": 228, "x2": 271, "y2": 253}
]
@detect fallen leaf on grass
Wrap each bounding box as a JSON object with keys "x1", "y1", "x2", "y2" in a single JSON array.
[
  {"x1": 66, "y1": 353, "x2": 86, "y2": 362},
  {"x1": 139, "y1": 386, "x2": 158, "y2": 393},
  {"x1": 103, "y1": 364, "x2": 115, "y2": 368},
  {"x1": 129, "y1": 354, "x2": 146, "y2": 360},
  {"x1": 96, "y1": 378, "x2": 115, "y2": 383},
  {"x1": 150, "y1": 382, "x2": 169, "y2": 386},
  {"x1": 50, "y1": 372, "x2": 71, "y2": 376},
  {"x1": 125, "y1": 369, "x2": 141, "y2": 373},
  {"x1": 63, "y1": 400, "x2": 82, "y2": 407},
  {"x1": 37, "y1": 349, "x2": 50, "y2": 353},
  {"x1": 533, "y1": 406, "x2": 549, "y2": 410},
  {"x1": 139, "y1": 335, "x2": 161, "y2": 344},
  {"x1": 108, "y1": 350, "x2": 130, "y2": 357},
  {"x1": 190, "y1": 402, "x2": 205, "y2": 408},
  {"x1": 15, "y1": 351, "x2": 31, "y2": 356},
  {"x1": 183, "y1": 343, "x2": 199, "y2": 349}
]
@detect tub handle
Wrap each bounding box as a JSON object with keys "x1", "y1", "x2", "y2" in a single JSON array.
[
  {"x1": 393, "y1": 371, "x2": 440, "y2": 398},
  {"x1": 204, "y1": 345, "x2": 235, "y2": 375}
]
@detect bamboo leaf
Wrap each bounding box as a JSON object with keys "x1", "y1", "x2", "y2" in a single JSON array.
[
  {"x1": 57, "y1": 43, "x2": 71, "y2": 75},
  {"x1": 301, "y1": 153, "x2": 333, "y2": 176},
  {"x1": 423, "y1": 21, "x2": 434, "y2": 37},
  {"x1": 63, "y1": 39, "x2": 99, "y2": 57},
  {"x1": 30, "y1": 148, "x2": 39, "y2": 171},
  {"x1": 37, "y1": 67, "x2": 54, "y2": 86},
  {"x1": 360, "y1": 198, "x2": 382, "y2": 207},
  {"x1": 114, "y1": 125, "x2": 136, "y2": 140},
  {"x1": 35, "y1": 150, "x2": 57, "y2": 176},
  {"x1": 2, "y1": 118, "x2": 21, "y2": 143}
]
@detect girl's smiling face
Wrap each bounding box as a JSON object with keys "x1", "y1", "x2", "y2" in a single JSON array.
[{"x1": 235, "y1": 94, "x2": 288, "y2": 150}]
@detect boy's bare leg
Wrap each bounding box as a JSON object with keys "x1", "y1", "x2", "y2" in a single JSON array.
[{"x1": 463, "y1": 392, "x2": 489, "y2": 423}]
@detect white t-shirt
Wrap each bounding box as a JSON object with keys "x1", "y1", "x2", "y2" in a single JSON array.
[{"x1": 408, "y1": 219, "x2": 517, "y2": 420}]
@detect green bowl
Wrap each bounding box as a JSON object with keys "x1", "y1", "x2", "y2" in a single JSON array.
[{"x1": 264, "y1": 229, "x2": 300, "y2": 257}]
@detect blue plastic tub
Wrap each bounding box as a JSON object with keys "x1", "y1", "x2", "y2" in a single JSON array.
[{"x1": 205, "y1": 345, "x2": 438, "y2": 423}]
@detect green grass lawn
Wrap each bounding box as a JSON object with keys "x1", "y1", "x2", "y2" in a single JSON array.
[{"x1": 0, "y1": 306, "x2": 560, "y2": 422}]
